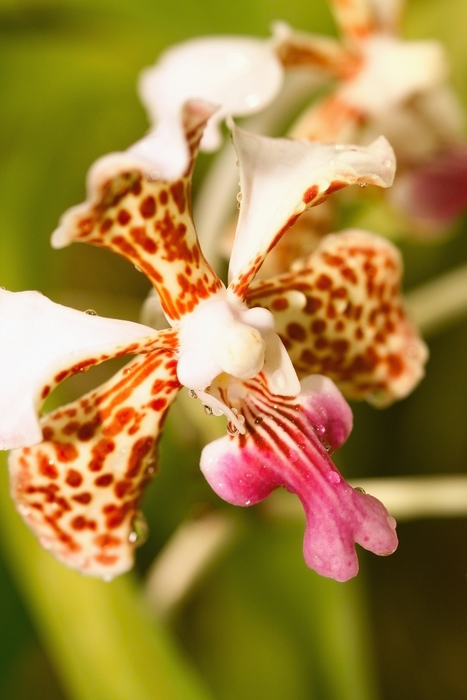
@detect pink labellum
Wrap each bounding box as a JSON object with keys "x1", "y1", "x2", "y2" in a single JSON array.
[
  {"x1": 9, "y1": 346, "x2": 181, "y2": 578},
  {"x1": 0, "y1": 289, "x2": 158, "y2": 450},
  {"x1": 228, "y1": 124, "x2": 395, "y2": 298},
  {"x1": 201, "y1": 374, "x2": 397, "y2": 581},
  {"x1": 247, "y1": 229, "x2": 428, "y2": 406}
]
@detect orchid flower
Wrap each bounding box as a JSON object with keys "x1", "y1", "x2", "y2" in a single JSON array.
[
  {"x1": 0, "y1": 98, "x2": 405, "y2": 582},
  {"x1": 274, "y1": 0, "x2": 467, "y2": 229}
]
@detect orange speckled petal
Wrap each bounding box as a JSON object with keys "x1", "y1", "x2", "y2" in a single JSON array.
[
  {"x1": 328, "y1": 0, "x2": 375, "y2": 42},
  {"x1": 9, "y1": 336, "x2": 180, "y2": 578},
  {"x1": 246, "y1": 229, "x2": 428, "y2": 406},
  {"x1": 273, "y1": 22, "x2": 360, "y2": 79},
  {"x1": 228, "y1": 125, "x2": 395, "y2": 300},
  {"x1": 0, "y1": 289, "x2": 165, "y2": 451},
  {"x1": 52, "y1": 101, "x2": 223, "y2": 326}
]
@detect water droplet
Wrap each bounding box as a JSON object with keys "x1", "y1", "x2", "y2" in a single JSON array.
[
  {"x1": 128, "y1": 511, "x2": 149, "y2": 547},
  {"x1": 359, "y1": 182, "x2": 368, "y2": 188},
  {"x1": 134, "y1": 265, "x2": 142, "y2": 273},
  {"x1": 315, "y1": 424, "x2": 326, "y2": 435},
  {"x1": 327, "y1": 470, "x2": 341, "y2": 485},
  {"x1": 85, "y1": 309, "x2": 97, "y2": 315},
  {"x1": 245, "y1": 499, "x2": 251, "y2": 506},
  {"x1": 354, "y1": 486, "x2": 366, "y2": 494},
  {"x1": 324, "y1": 444, "x2": 332, "y2": 453},
  {"x1": 188, "y1": 389, "x2": 198, "y2": 399},
  {"x1": 272, "y1": 369, "x2": 287, "y2": 391},
  {"x1": 254, "y1": 416, "x2": 263, "y2": 425},
  {"x1": 330, "y1": 556, "x2": 341, "y2": 571},
  {"x1": 236, "y1": 192, "x2": 242, "y2": 203},
  {"x1": 149, "y1": 169, "x2": 160, "y2": 181},
  {"x1": 235, "y1": 160, "x2": 240, "y2": 167},
  {"x1": 204, "y1": 405, "x2": 213, "y2": 416}
]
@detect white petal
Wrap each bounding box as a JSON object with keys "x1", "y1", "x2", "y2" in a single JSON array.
[
  {"x1": 342, "y1": 35, "x2": 448, "y2": 115},
  {"x1": 228, "y1": 124, "x2": 395, "y2": 286},
  {"x1": 138, "y1": 36, "x2": 283, "y2": 153},
  {"x1": 0, "y1": 290, "x2": 156, "y2": 450}
]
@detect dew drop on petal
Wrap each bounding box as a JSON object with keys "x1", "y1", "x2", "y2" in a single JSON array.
[
  {"x1": 128, "y1": 511, "x2": 149, "y2": 547},
  {"x1": 354, "y1": 486, "x2": 366, "y2": 494},
  {"x1": 327, "y1": 470, "x2": 341, "y2": 485},
  {"x1": 315, "y1": 423, "x2": 326, "y2": 435},
  {"x1": 272, "y1": 369, "x2": 287, "y2": 392},
  {"x1": 189, "y1": 389, "x2": 198, "y2": 399},
  {"x1": 359, "y1": 182, "x2": 368, "y2": 188},
  {"x1": 85, "y1": 309, "x2": 97, "y2": 316},
  {"x1": 204, "y1": 405, "x2": 213, "y2": 416}
]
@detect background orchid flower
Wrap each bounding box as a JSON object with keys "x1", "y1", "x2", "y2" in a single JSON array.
[
  {"x1": 131, "y1": 35, "x2": 284, "y2": 179},
  {"x1": 2, "y1": 97, "x2": 400, "y2": 581},
  {"x1": 273, "y1": 0, "x2": 467, "y2": 231}
]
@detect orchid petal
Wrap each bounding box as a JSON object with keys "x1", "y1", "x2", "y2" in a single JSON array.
[
  {"x1": 390, "y1": 144, "x2": 467, "y2": 227},
  {"x1": 247, "y1": 229, "x2": 428, "y2": 406},
  {"x1": 228, "y1": 125, "x2": 395, "y2": 298},
  {"x1": 201, "y1": 373, "x2": 397, "y2": 581},
  {"x1": 328, "y1": 0, "x2": 403, "y2": 40},
  {"x1": 273, "y1": 21, "x2": 358, "y2": 79},
  {"x1": 138, "y1": 36, "x2": 283, "y2": 157},
  {"x1": 0, "y1": 289, "x2": 162, "y2": 450},
  {"x1": 328, "y1": 0, "x2": 374, "y2": 42},
  {"x1": 52, "y1": 102, "x2": 223, "y2": 325},
  {"x1": 341, "y1": 35, "x2": 447, "y2": 116},
  {"x1": 9, "y1": 345, "x2": 181, "y2": 578}
]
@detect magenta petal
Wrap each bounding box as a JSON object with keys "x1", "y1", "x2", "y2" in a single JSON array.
[
  {"x1": 200, "y1": 374, "x2": 397, "y2": 581},
  {"x1": 392, "y1": 143, "x2": 467, "y2": 226}
]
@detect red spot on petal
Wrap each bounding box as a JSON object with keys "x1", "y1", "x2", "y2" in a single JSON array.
[{"x1": 65, "y1": 469, "x2": 83, "y2": 487}]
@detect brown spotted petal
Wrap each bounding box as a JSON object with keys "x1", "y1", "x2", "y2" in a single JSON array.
[
  {"x1": 9, "y1": 339, "x2": 181, "y2": 578},
  {"x1": 328, "y1": 0, "x2": 403, "y2": 40},
  {"x1": 273, "y1": 21, "x2": 360, "y2": 79},
  {"x1": 246, "y1": 229, "x2": 428, "y2": 406},
  {"x1": 52, "y1": 101, "x2": 223, "y2": 326},
  {"x1": 0, "y1": 289, "x2": 162, "y2": 451},
  {"x1": 227, "y1": 124, "x2": 395, "y2": 299}
]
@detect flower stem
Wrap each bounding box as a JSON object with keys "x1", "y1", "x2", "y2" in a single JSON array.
[{"x1": 406, "y1": 264, "x2": 467, "y2": 336}]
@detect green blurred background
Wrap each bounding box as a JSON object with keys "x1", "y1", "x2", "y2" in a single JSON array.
[{"x1": 1, "y1": 0, "x2": 467, "y2": 698}]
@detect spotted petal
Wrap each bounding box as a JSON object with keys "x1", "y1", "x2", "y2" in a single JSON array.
[
  {"x1": 273, "y1": 21, "x2": 358, "y2": 80},
  {"x1": 329, "y1": 0, "x2": 404, "y2": 40},
  {"x1": 228, "y1": 125, "x2": 395, "y2": 298},
  {"x1": 139, "y1": 36, "x2": 283, "y2": 164},
  {"x1": 0, "y1": 289, "x2": 161, "y2": 450},
  {"x1": 9, "y1": 340, "x2": 180, "y2": 578},
  {"x1": 52, "y1": 102, "x2": 223, "y2": 325},
  {"x1": 201, "y1": 374, "x2": 397, "y2": 581},
  {"x1": 247, "y1": 229, "x2": 428, "y2": 406}
]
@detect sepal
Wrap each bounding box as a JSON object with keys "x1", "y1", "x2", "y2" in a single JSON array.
[{"x1": 0, "y1": 289, "x2": 157, "y2": 450}]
